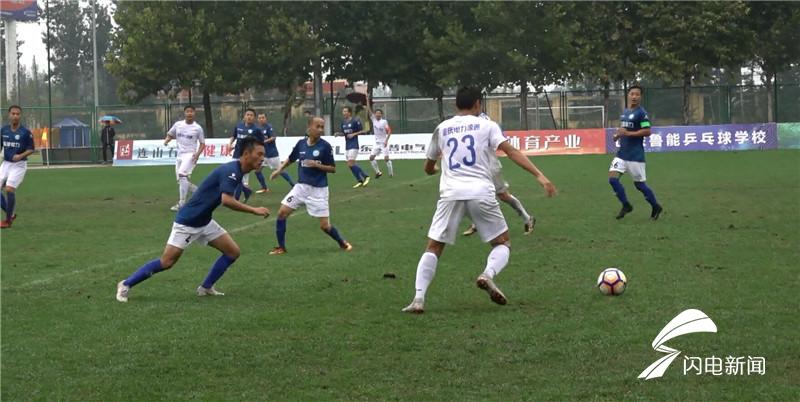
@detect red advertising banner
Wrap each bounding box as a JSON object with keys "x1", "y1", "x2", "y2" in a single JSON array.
[
  {"x1": 503, "y1": 129, "x2": 607, "y2": 156},
  {"x1": 115, "y1": 140, "x2": 134, "y2": 160}
]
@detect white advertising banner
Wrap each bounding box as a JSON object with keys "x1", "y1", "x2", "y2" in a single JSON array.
[{"x1": 113, "y1": 134, "x2": 433, "y2": 166}]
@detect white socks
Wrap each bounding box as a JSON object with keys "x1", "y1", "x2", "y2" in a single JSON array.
[
  {"x1": 483, "y1": 244, "x2": 510, "y2": 279},
  {"x1": 178, "y1": 176, "x2": 190, "y2": 204},
  {"x1": 503, "y1": 194, "x2": 531, "y2": 221},
  {"x1": 414, "y1": 252, "x2": 439, "y2": 300},
  {"x1": 189, "y1": 183, "x2": 198, "y2": 192},
  {"x1": 370, "y1": 159, "x2": 381, "y2": 174},
  {"x1": 386, "y1": 160, "x2": 394, "y2": 176}
]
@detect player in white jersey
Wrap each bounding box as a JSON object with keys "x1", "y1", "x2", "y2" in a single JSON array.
[
  {"x1": 402, "y1": 87, "x2": 557, "y2": 314},
  {"x1": 462, "y1": 112, "x2": 536, "y2": 236},
  {"x1": 164, "y1": 105, "x2": 206, "y2": 211},
  {"x1": 365, "y1": 94, "x2": 393, "y2": 178}
]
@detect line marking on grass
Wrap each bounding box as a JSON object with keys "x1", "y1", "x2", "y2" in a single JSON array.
[{"x1": 6, "y1": 173, "x2": 436, "y2": 290}]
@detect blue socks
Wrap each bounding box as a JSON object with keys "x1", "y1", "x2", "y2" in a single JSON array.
[
  {"x1": 281, "y1": 172, "x2": 295, "y2": 186},
  {"x1": 349, "y1": 165, "x2": 362, "y2": 182},
  {"x1": 235, "y1": 185, "x2": 252, "y2": 201},
  {"x1": 201, "y1": 254, "x2": 237, "y2": 289},
  {"x1": 1, "y1": 193, "x2": 6, "y2": 214},
  {"x1": 276, "y1": 218, "x2": 287, "y2": 248},
  {"x1": 5, "y1": 192, "x2": 15, "y2": 222},
  {"x1": 608, "y1": 177, "x2": 630, "y2": 206},
  {"x1": 124, "y1": 258, "x2": 165, "y2": 287},
  {"x1": 324, "y1": 226, "x2": 345, "y2": 246},
  {"x1": 634, "y1": 181, "x2": 660, "y2": 208},
  {"x1": 255, "y1": 171, "x2": 268, "y2": 190}
]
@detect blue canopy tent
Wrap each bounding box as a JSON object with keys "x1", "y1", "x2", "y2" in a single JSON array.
[{"x1": 54, "y1": 117, "x2": 91, "y2": 147}]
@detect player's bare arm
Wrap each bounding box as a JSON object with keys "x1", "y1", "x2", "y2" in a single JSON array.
[
  {"x1": 270, "y1": 159, "x2": 294, "y2": 180},
  {"x1": 193, "y1": 142, "x2": 205, "y2": 162},
  {"x1": 498, "y1": 141, "x2": 557, "y2": 197},
  {"x1": 221, "y1": 193, "x2": 270, "y2": 217},
  {"x1": 11, "y1": 149, "x2": 34, "y2": 162}
]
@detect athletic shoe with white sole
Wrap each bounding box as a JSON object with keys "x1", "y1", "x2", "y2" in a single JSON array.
[
  {"x1": 476, "y1": 274, "x2": 508, "y2": 305},
  {"x1": 116, "y1": 281, "x2": 130, "y2": 302},
  {"x1": 197, "y1": 286, "x2": 225, "y2": 296},
  {"x1": 462, "y1": 224, "x2": 477, "y2": 236},
  {"x1": 401, "y1": 298, "x2": 425, "y2": 314}
]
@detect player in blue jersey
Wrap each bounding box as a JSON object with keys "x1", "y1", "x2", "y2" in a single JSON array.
[
  {"x1": 338, "y1": 106, "x2": 370, "y2": 188},
  {"x1": 1, "y1": 105, "x2": 35, "y2": 229},
  {"x1": 268, "y1": 116, "x2": 352, "y2": 255},
  {"x1": 227, "y1": 108, "x2": 264, "y2": 202},
  {"x1": 255, "y1": 112, "x2": 294, "y2": 194},
  {"x1": 115, "y1": 137, "x2": 270, "y2": 302},
  {"x1": 608, "y1": 85, "x2": 663, "y2": 220}
]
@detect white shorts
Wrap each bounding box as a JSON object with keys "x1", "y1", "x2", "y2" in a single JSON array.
[
  {"x1": 175, "y1": 153, "x2": 197, "y2": 179},
  {"x1": 609, "y1": 157, "x2": 647, "y2": 182},
  {"x1": 346, "y1": 149, "x2": 359, "y2": 161},
  {"x1": 263, "y1": 156, "x2": 281, "y2": 170},
  {"x1": 427, "y1": 198, "x2": 508, "y2": 245},
  {"x1": 281, "y1": 183, "x2": 330, "y2": 217},
  {"x1": 0, "y1": 160, "x2": 27, "y2": 189},
  {"x1": 370, "y1": 142, "x2": 389, "y2": 158},
  {"x1": 167, "y1": 219, "x2": 227, "y2": 250},
  {"x1": 492, "y1": 172, "x2": 509, "y2": 194}
]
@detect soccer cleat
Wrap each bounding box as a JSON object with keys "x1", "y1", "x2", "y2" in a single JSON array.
[
  {"x1": 340, "y1": 241, "x2": 353, "y2": 251},
  {"x1": 401, "y1": 298, "x2": 425, "y2": 314},
  {"x1": 615, "y1": 203, "x2": 633, "y2": 220},
  {"x1": 197, "y1": 286, "x2": 225, "y2": 296},
  {"x1": 116, "y1": 281, "x2": 130, "y2": 302},
  {"x1": 269, "y1": 246, "x2": 287, "y2": 255},
  {"x1": 462, "y1": 224, "x2": 477, "y2": 236},
  {"x1": 476, "y1": 274, "x2": 508, "y2": 305},
  {"x1": 0, "y1": 220, "x2": 10, "y2": 229},
  {"x1": 255, "y1": 188, "x2": 270, "y2": 194},
  {"x1": 362, "y1": 176, "x2": 371, "y2": 187},
  {"x1": 352, "y1": 182, "x2": 363, "y2": 188},
  {"x1": 651, "y1": 204, "x2": 663, "y2": 221},
  {"x1": 524, "y1": 217, "x2": 537, "y2": 235},
  {"x1": 375, "y1": 172, "x2": 383, "y2": 179},
  {"x1": 170, "y1": 204, "x2": 181, "y2": 212}
]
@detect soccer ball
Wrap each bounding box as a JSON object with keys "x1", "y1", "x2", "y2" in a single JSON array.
[{"x1": 597, "y1": 268, "x2": 627, "y2": 296}]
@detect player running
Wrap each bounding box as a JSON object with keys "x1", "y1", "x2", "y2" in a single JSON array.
[
  {"x1": 227, "y1": 108, "x2": 264, "y2": 202},
  {"x1": 402, "y1": 87, "x2": 557, "y2": 314},
  {"x1": 608, "y1": 85, "x2": 663, "y2": 220},
  {"x1": 255, "y1": 112, "x2": 294, "y2": 194},
  {"x1": 164, "y1": 105, "x2": 205, "y2": 211},
  {"x1": 116, "y1": 137, "x2": 269, "y2": 302},
  {"x1": 365, "y1": 94, "x2": 394, "y2": 178},
  {"x1": 338, "y1": 106, "x2": 370, "y2": 188},
  {"x1": 268, "y1": 116, "x2": 352, "y2": 255},
  {"x1": 0, "y1": 105, "x2": 35, "y2": 229}
]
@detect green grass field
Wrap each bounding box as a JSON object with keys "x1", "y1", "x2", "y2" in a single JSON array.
[{"x1": 2, "y1": 150, "x2": 798, "y2": 401}]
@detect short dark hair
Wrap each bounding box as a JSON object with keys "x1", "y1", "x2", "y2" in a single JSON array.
[
  {"x1": 343, "y1": 106, "x2": 353, "y2": 114},
  {"x1": 184, "y1": 105, "x2": 195, "y2": 111},
  {"x1": 240, "y1": 136, "x2": 264, "y2": 153},
  {"x1": 456, "y1": 87, "x2": 482, "y2": 110},
  {"x1": 244, "y1": 108, "x2": 256, "y2": 116},
  {"x1": 628, "y1": 85, "x2": 643, "y2": 94},
  {"x1": 8, "y1": 105, "x2": 22, "y2": 113},
  {"x1": 375, "y1": 108, "x2": 384, "y2": 114}
]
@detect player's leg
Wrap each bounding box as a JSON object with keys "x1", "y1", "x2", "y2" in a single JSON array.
[
  {"x1": 403, "y1": 200, "x2": 464, "y2": 313},
  {"x1": 172, "y1": 158, "x2": 183, "y2": 210},
  {"x1": 0, "y1": 163, "x2": 8, "y2": 221},
  {"x1": 254, "y1": 163, "x2": 269, "y2": 193},
  {"x1": 309, "y1": 188, "x2": 351, "y2": 250},
  {"x1": 1, "y1": 185, "x2": 15, "y2": 228},
  {"x1": 271, "y1": 186, "x2": 303, "y2": 254},
  {"x1": 496, "y1": 187, "x2": 535, "y2": 234},
  {"x1": 318, "y1": 216, "x2": 351, "y2": 250},
  {"x1": 269, "y1": 157, "x2": 294, "y2": 186},
  {"x1": 385, "y1": 154, "x2": 393, "y2": 178},
  {"x1": 608, "y1": 158, "x2": 633, "y2": 219},
  {"x1": 347, "y1": 150, "x2": 368, "y2": 187},
  {"x1": 630, "y1": 163, "x2": 662, "y2": 220},
  {"x1": 2, "y1": 162, "x2": 26, "y2": 227},
  {"x1": 116, "y1": 242, "x2": 184, "y2": 302},
  {"x1": 467, "y1": 198, "x2": 510, "y2": 305},
  {"x1": 201, "y1": 226, "x2": 241, "y2": 295},
  {"x1": 369, "y1": 147, "x2": 382, "y2": 178}
]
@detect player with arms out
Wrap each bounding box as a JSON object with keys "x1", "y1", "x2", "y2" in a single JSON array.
[
  {"x1": 463, "y1": 112, "x2": 536, "y2": 236},
  {"x1": 365, "y1": 94, "x2": 394, "y2": 178},
  {"x1": 339, "y1": 106, "x2": 370, "y2": 188},
  {"x1": 402, "y1": 87, "x2": 557, "y2": 314},
  {"x1": 0, "y1": 105, "x2": 35, "y2": 229},
  {"x1": 164, "y1": 105, "x2": 205, "y2": 211},
  {"x1": 116, "y1": 137, "x2": 269, "y2": 302},
  {"x1": 608, "y1": 85, "x2": 663, "y2": 220},
  {"x1": 268, "y1": 116, "x2": 352, "y2": 255},
  {"x1": 227, "y1": 108, "x2": 264, "y2": 202},
  {"x1": 255, "y1": 112, "x2": 294, "y2": 194}
]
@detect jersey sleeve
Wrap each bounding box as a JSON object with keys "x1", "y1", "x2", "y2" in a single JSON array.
[
  {"x1": 219, "y1": 167, "x2": 239, "y2": 195},
  {"x1": 230, "y1": 125, "x2": 238, "y2": 139},
  {"x1": 322, "y1": 143, "x2": 335, "y2": 166},
  {"x1": 354, "y1": 119, "x2": 363, "y2": 132},
  {"x1": 288, "y1": 141, "x2": 301, "y2": 163},
  {"x1": 197, "y1": 126, "x2": 205, "y2": 142},
  {"x1": 167, "y1": 122, "x2": 178, "y2": 137},
  {"x1": 24, "y1": 129, "x2": 35, "y2": 150},
  {"x1": 639, "y1": 109, "x2": 651, "y2": 128},
  {"x1": 426, "y1": 128, "x2": 441, "y2": 160},
  {"x1": 488, "y1": 122, "x2": 507, "y2": 151}
]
